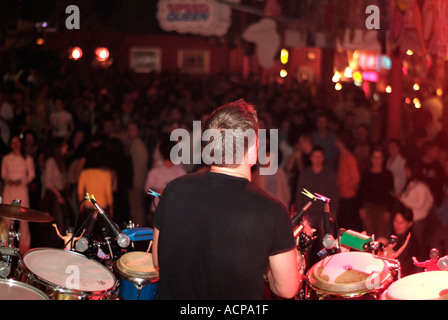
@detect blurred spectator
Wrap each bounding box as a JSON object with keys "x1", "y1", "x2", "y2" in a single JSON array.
[
  {"x1": 1, "y1": 134, "x2": 35, "y2": 254},
  {"x1": 252, "y1": 152, "x2": 290, "y2": 209},
  {"x1": 48, "y1": 98, "x2": 74, "y2": 141},
  {"x1": 398, "y1": 162, "x2": 434, "y2": 258},
  {"x1": 311, "y1": 114, "x2": 338, "y2": 169},
  {"x1": 335, "y1": 131, "x2": 361, "y2": 231},
  {"x1": 77, "y1": 140, "x2": 115, "y2": 223},
  {"x1": 386, "y1": 139, "x2": 407, "y2": 195},
  {"x1": 358, "y1": 146, "x2": 394, "y2": 239},
  {"x1": 353, "y1": 125, "x2": 371, "y2": 174},
  {"x1": 412, "y1": 142, "x2": 445, "y2": 208},
  {"x1": 389, "y1": 204, "x2": 421, "y2": 276},
  {"x1": 145, "y1": 134, "x2": 186, "y2": 226},
  {"x1": 39, "y1": 139, "x2": 71, "y2": 247},
  {"x1": 127, "y1": 121, "x2": 149, "y2": 227},
  {"x1": 296, "y1": 146, "x2": 339, "y2": 268}
]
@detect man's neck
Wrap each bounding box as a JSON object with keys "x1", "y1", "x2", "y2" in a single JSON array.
[{"x1": 209, "y1": 165, "x2": 252, "y2": 181}]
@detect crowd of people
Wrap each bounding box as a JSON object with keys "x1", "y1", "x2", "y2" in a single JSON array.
[{"x1": 0, "y1": 61, "x2": 447, "y2": 278}]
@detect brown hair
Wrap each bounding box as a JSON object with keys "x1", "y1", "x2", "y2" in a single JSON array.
[{"x1": 203, "y1": 99, "x2": 258, "y2": 168}]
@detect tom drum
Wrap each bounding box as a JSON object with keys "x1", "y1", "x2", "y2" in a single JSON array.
[{"x1": 18, "y1": 248, "x2": 117, "y2": 300}]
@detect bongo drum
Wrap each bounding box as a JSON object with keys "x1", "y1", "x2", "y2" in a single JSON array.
[
  {"x1": 114, "y1": 251, "x2": 159, "y2": 300},
  {"x1": 382, "y1": 271, "x2": 448, "y2": 300}
]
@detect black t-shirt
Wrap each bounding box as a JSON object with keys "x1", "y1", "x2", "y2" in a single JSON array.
[
  {"x1": 154, "y1": 171, "x2": 295, "y2": 300},
  {"x1": 358, "y1": 169, "x2": 394, "y2": 210}
]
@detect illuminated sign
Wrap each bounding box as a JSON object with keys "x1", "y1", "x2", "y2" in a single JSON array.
[{"x1": 157, "y1": 0, "x2": 232, "y2": 36}]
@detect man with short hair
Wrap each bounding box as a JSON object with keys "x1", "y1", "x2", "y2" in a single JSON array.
[{"x1": 153, "y1": 99, "x2": 301, "y2": 299}]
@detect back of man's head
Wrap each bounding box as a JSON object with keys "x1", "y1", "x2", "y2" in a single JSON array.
[{"x1": 203, "y1": 99, "x2": 258, "y2": 168}]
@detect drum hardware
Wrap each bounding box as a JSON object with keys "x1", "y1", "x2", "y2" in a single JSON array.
[
  {"x1": 372, "y1": 255, "x2": 401, "y2": 282},
  {"x1": 0, "y1": 202, "x2": 54, "y2": 223},
  {"x1": 84, "y1": 193, "x2": 130, "y2": 249},
  {"x1": 0, "y1": 200, "x2": 54, "y2": 279}
]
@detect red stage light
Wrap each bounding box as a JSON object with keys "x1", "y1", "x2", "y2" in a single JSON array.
[
  {"x1": 95, "y1": 47, "x2": 110, "y2": 62},
  {"x1": 71, "y1": 47, "x2": 83, "y2": 60}
]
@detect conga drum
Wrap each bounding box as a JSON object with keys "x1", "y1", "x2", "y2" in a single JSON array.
[
  {"x1": 382, "y1": 271, "x2": 448, "y2": 300},
  {"x1": 114, "y1": 251, "x2": 159, "y2": 300},
  {"x1": 305, "y1": 251, "x2": 396, "y2": 299}
]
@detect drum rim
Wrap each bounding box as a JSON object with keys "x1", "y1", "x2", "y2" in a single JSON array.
[
  {"x1": 114, "y1": 251, "x2": 159, "y2": 283},
  {"x1": 22, "y1": 247, "x2": 117, "y2": 294},
  {"x1": 0, "y1": 278, "x2": 49, "y2": 300}
]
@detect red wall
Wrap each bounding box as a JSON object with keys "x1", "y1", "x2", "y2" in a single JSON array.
[{"x1": 46, "y1": 31, "x2": 232, "y2": 74}]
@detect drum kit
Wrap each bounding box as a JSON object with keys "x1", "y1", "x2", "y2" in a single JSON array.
[
  {"x1": 1, "y1": 187, "x2": 448, "y2": 301},
  {"x1": 0, "y1": 200, "x2": 159, "y2": 300}
]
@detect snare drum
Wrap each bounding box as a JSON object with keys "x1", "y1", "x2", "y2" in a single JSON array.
[
  {"x1": 18, "y1": 248, "x2": 117, "y2": 300},
  {"x1": 305, "y1": 251, "x2": 395, "y2": 300},
  {"x1": 0, "y1": 278, "x2": 49, "y2": 300},
  {"x1": 114, "y1": 251, "x2": 159, "y2": 300},
  {"x1": 382, "y1": 271, "x2": 448, "y2": 300}
]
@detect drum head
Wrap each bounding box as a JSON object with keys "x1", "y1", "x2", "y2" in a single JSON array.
[
  {"x1": 306, "y1": 252, "x2": 390, "y2": 295},
  {"x1": 0, "y1": 278, "x2": 49, "y2": 300},
  {"x1": 116, "y1": 251, "x2": 158, "y2": 279},
  {"x1": 23, "y1": 248, "x2": 116, "y2": 293},
  {"x1": 383, "y1": 271, "x2": 448, "y2": 300}
]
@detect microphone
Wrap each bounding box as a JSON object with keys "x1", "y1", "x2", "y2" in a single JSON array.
[
  {"x1": 322, "y1": 201, "x2": 335, "y2": 250},
  {"x1": 292, "y1": 199, "x2": 314, "y2": 226},
  {"x1": 75, "y1": 211, "x2": 98, "y2": 252},
  {"x1": 85, "y1": 194, "x2": 130, "y2": 248}
]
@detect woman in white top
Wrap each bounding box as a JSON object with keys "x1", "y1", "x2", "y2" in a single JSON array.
[
  {"x1": 399, "y1": 163, "x2": 434, "y2": 254},
  {"x1": 1, "y1": 134, "x2": 36, "y2": 254}
]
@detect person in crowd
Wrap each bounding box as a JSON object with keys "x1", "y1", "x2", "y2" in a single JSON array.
[
  {"x1": 296, "y1": 146, "x2": 339, "y2": 268},
  {"x1": 127, "y1": 121, "x2": 149, "y2": 227},
  {"x1": 335, "y1": 131, "x2": 361, "y2": 231},
  {"x1": 39, "y1": 139, "x2": 72, "y2": 247},
  {"x1": 397, "y1": 162, "x2": 434, "y2": 258},
  {"x1": 145, "y1": 134, "x2": 186, "y2": 226},
  {"x1": 252, "y1": 151, "x2": 290, "y2": 209},
  {"x1": 358, "y1": 145, "x2": 394, "y2": 239},
  {"x1": 48, "y1": 98, "x2": 75, "y2": 141},
  {"x1": 77, "y1": 138, "x2": 115, "y2": 231},
  {"x1": 284, "y1": 134, "x2": 314, "y2": 209},
  {"x1": 153, "y1": 99, "x2": 301, "y2": 299},
  {"x1": 23, "y1": 129, "x2": 42, "y2": 210},
  {"x1": 412, "y1": 142, "x2": 445, "y2": 208},
  {"x1": 353, "y1": 124, "x2": 372, "y2": 174},
  {"x1": 1, "y1": 134, "x2": 35, "y2": 254},
  {"x1": 311, "y1": 114, "x2": 338, "y2": 169},
  {"x1": 431, "y1": 158, "x2": 448, "y2": 256},
  {"x1": 386, "y1": 139, "x2": 407, "y2": 195},
  {"x1": 389, "y1": 205, "x2": 420, "y2": 276}
]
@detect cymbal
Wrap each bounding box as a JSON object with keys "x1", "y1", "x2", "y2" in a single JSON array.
[{"x1": 0, "y1": 204, "x2": 54, "y2": 223}]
